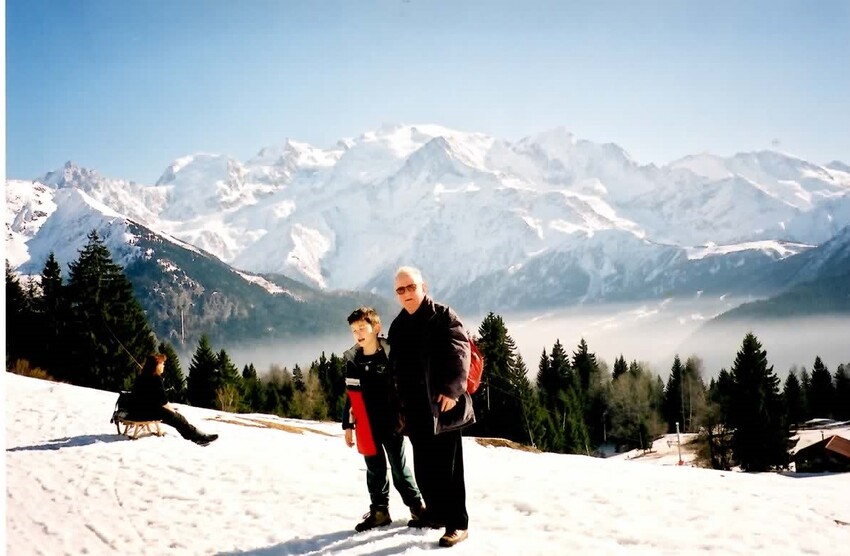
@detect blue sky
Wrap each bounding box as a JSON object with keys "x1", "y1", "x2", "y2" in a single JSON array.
[{"x1": 7, "y1": 0, "x2": 850, "y2": 184}]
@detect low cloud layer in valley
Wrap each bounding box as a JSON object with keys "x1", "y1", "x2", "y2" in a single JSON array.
[{"x1": 197, "y1": 297, "x2": 848, "y2": 384}]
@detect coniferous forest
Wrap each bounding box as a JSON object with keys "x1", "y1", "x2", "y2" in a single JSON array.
[{"x1": 6, "y1": 231, "x2": 850, "y2": 472}]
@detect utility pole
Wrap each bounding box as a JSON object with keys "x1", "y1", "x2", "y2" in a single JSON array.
[{"x1": 676, "y1": 421, "x2": 684, "y2": 466}]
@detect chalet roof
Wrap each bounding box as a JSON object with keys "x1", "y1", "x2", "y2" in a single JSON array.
[{"x1": 794, "y1": 435, "x2": 850, "y2": 461}]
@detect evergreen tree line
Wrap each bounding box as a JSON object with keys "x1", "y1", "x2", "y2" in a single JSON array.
[
  {"x1": 180, "y1": 336, "x2": 348, "y2": 423},
  {"x1": 467, "y1": 313, "x2": 849, "y2": 472},
  {"x1": 7, "y1": 234, "x2": 849, "y2": 471}
]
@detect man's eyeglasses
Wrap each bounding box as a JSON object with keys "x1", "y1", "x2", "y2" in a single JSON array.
[{"x1": 395, "y1": 283, "x2": 418, "y2": 295}]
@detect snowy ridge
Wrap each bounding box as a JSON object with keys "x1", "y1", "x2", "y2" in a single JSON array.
[
  {"x1": 6, "y1": 124, "x2": 850, "y2": 309},
  {"x1": 686, "y1": 240, "x2": 813, "y2": 261},
  {"x1": 5, "y1": 373, "x2": 850, "y2": 555},
  {"x1": 233, "y1": 269, "x2": 303, "y2": 300}
]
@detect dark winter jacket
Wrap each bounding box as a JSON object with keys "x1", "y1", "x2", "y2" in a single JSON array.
[
  {"x1": 387, "y1": 296, "x2": 475, "y2": 436},
  {"x1": 128, "y1": 374, "x2": 168, "y2": 421},
  {"x1": 341, "y1": 338, "x2": 398, "y2": 442}
]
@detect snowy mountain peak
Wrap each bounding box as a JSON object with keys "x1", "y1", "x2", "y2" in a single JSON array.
[
  {"x1": 522, "y1": 126, "x2": 577, "y2": 150},
  {"x1": 669, "y1": 153, "x2": 733, "y2": 181},
  {"x1": 826, "y1": 160, "x2": 850, "y2": 174},
  {"x1": 155, "y1": 153, "x2": 231, "y2": 187},
  {"x1": 7, "y1": 124, "x2": 850, "y2": 310},
  {"x1": 248, "y1": 139, "x2": 341, "y2": 171},
  {"x1": 39, "y1": 161, "x2": 104, "y2": 189}
]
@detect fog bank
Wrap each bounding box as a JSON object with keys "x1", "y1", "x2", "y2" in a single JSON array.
[
  {"x1": 184, "y1": 297, "x2": 848, "y2": 382},
  {"x1": 488, "y1": 298, "x2": 850, "y2": 380}
]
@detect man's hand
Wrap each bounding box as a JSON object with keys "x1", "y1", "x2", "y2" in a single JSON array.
[
  {"x1": 437, "y1": 394, "x2": 457, "y2": 413},
  {"x1": 344, "y1": 428, "x2": 355, "y2": 447}
]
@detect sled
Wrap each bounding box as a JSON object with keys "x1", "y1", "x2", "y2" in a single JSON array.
[
  {"x1": 114, "y1": 417, "x2": 163, "y2": 439},
  {"x1": 110, "y1": 391, "x2": 163, "y2": 439}
]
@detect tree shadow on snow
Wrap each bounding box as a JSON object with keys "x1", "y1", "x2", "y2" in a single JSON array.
[
  {"x1": 7, "y1": 434, "x2": 129, "y2": 452},
  {"x1": 216, "y1": 524, "x2": 437, "y2": 555}
]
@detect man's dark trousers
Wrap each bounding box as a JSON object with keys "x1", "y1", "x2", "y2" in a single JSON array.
[{"x1": 409, "y1": 429, "x2": 468, "y2": 530}]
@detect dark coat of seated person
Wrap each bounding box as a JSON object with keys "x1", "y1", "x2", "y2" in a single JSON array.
[{"x1": 129, "y1": 353, "x2": 218, "y2": 446}]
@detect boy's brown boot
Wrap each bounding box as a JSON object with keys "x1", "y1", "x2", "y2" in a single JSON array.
[{"x1": 355, "y1": 508, "x2": 392, "y2": 532}]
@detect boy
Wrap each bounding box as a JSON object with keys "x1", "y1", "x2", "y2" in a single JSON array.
[{"x1": 342, "y1": 306, "x2": 425, "y2": 532}]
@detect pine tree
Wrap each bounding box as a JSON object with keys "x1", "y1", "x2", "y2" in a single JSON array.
[
  {"x1": 612, "y1": 355, "x2": 628, "y2": 381},
  {"x1": 572, "y1": 338, "x2": 599, "y2": 394},
  {"x1": 729, "y1": 333, "x2": 795, "y2": 471},
  {"x1": 6, "y1": 260, "x2": 38, "y2": 365},
  {"x1": 711, "y1": 368, "x2": 734, "y2": 418},
  {"x1": 782, "y1": 370, "x2": 804, "y2": 427},
  {"x1": 328, "y1": 354, "x2": 347, "y2": 418},
  {"x1": 36, "y1": 252, "x2": 69, "y2": 378},
  {"x1": 572, "y1": 338, "x2": 607, "y2": 445},
  {"x1": 217, "y1": 349, "x2": 241, "y2": 384},
  {"x1": 314, "y1": 352, "x2": 346, "y2": 420},
  {"x1": 242, "y1": 363, "x2": 258, "y2": 380},
  {"x1": 550, "y1": 341, "x2": 573, "y2": 392},
  {"x1": 240, "y1": 363, "x2": 265, "y2": 413},
  {"x1": 263, "y1": 380, "x2": 283, "y2": 415},
  {"x1": 292, "y1": 364, "x2": 305, "y2": 392},
  {"x1": 65, "y1": 231, "x2": 155, "y2": 390},
  {"x1": 267, "y1": 365, "x2": 295, "y2": 416},
  {"x1": 799, "y1": 367, "x2": 812, "y2": 421},
  {"x1": 158, "y1": 341, "x2": 187, "y2": 403},
  {"x1": 834, "y1": 364, "x2": 850, "y2": 420},
  {"x1": 663, "y1": 355, "x2": 685, "y2": 433},
  {"x1": 472, "y1": 313, "x2": 540, "y2": 445},
  {"x1": 535, "y1": 340, "x2": 590, "y2": 454},
  {"x1": 535, "y1": 348, "x2": 556, "y2": 407},
  {"x1": 473, "y1": 313, "x2": 516, "y2": 438},
  {"x1": 808, "y1": 356, "x2": 835, "y2": 420},
  {"x1": 559, "y1": 387, "x2": 590, "y2": 454},
  {"x1": 512, "y1": 354, "x2": 547, "y2": 449},
  {"x1": 187, "y1": 335, "x2": 219, "y2": 408},
  {"x1": 214, "y1": 349, "x2": 243, "y2": 412}
]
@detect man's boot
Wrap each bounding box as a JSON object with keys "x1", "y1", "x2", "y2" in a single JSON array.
[{"x1": 438, "y1": 528, "x2": 468, "y2": 548}]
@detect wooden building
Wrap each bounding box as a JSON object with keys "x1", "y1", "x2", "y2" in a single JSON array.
[{"x1": 793, "y1": 435, "x2": 850, "y2": 473}]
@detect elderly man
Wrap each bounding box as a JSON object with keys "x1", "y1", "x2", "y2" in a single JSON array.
[{"x1": 387, "y1": 266, "x2": 474, "y2": 548}]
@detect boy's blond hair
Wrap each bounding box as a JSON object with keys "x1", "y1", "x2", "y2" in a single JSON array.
[{"x1": 347, "y1": 306, "x2": 381, "y2": 327}]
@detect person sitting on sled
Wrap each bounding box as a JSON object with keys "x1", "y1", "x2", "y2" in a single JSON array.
[
  {"x1": 342, "y1": 306, "x2": 425, "y2": 532},
  {"x1": 128, "y1": 353, "x2": 218, "y2": 446}
]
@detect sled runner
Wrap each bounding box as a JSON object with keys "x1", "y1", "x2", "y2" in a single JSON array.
[{"x1": 116, "y1": 419, "x2": 163, "y2": 439}]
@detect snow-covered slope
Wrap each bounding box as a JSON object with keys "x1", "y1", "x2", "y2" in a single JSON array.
[
  {"x1": 6, "y1": 373, "x2": 850, "y2": 555},
  {"x1": 7, "y1": 124, "x2": 850, "y2": 310}
]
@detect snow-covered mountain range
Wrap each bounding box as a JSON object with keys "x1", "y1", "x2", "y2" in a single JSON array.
[{"x1": 7, "y1": 124, "x2": 850, "y2": 314}]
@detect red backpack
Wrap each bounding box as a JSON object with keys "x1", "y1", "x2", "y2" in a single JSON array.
[{"x1": 468, "y1": 339, "x2": 484, "y2": 394}]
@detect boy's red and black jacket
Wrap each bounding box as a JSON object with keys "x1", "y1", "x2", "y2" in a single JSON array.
[{"x1": 341, "y1": 338, "x2": 396, "y2": 446}]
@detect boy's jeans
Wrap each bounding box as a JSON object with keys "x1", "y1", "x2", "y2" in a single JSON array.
[{"x1": 365, "y1": 434, "x2": 421, "y2": 510}]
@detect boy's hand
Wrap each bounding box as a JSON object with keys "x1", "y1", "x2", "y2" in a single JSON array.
[
  {"x1": 436, "y1": 394, "x2": 457, "y2": 413},
  {"x1": 344, "y1": 429, "x2": 354, "y2": 447}
]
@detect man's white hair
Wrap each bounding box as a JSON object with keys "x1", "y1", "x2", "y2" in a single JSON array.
[{"x1": 395, "y1": 265, "x2": 425, "y2": 284}]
